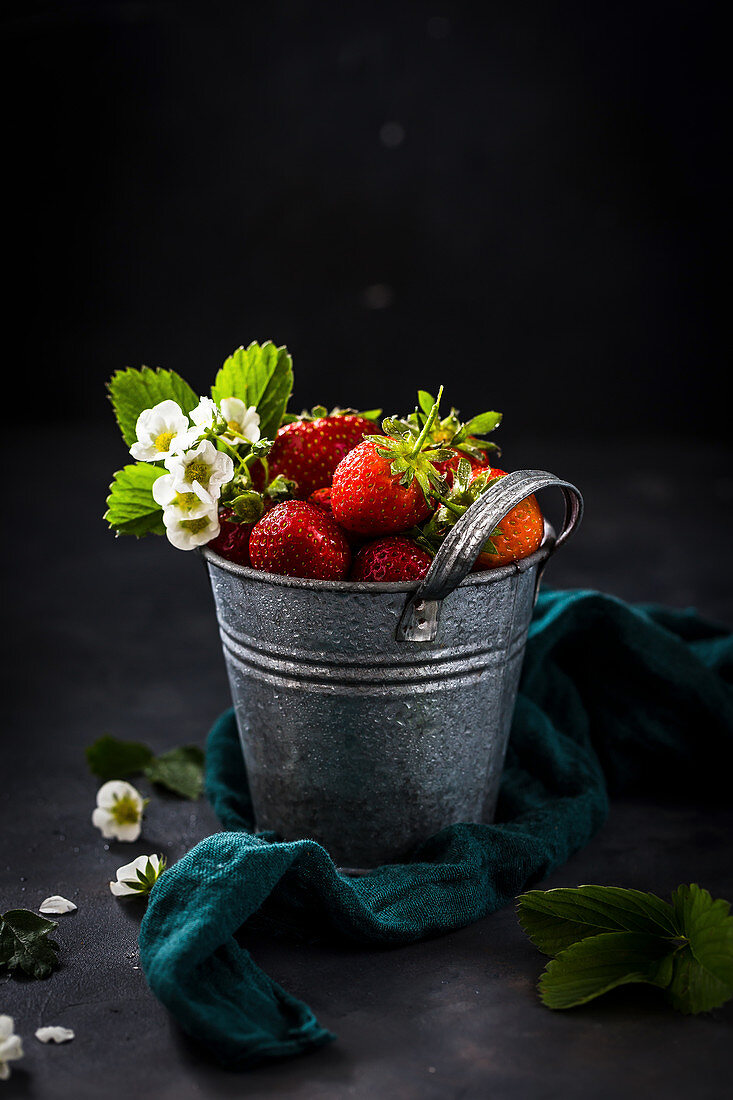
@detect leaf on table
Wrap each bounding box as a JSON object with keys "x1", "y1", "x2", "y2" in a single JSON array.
[
  {"x1": 518, "y1": 886, "x2": 679, "y2": 956},
  {"x1": 104, "y1": 463, "x2": 166, "y2": 537},
  {"x1": 538, "y1": 931, "x2": 674, "y2": 1010},
  {"x1": 143, "y1": 746, "x2": 205, "y2": 800},
  {"x1": 0, "y1": 909, "x2": 61, "y2": 980},
  {"x1": 211, "y1": 341, "x2": 293, "y2": 440},
  {"x1": 85, "y1": 736, "x2": 154, "y2": 782},
  {"x1": 667, "y1": 884, "x2": 733, "y2": 1013},
  {"x1": 108, "y1": 366, "x2": 199, "y2": 447}
]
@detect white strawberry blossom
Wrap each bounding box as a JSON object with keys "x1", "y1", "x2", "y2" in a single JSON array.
[
  {"x1": 164, "y1": 439, "x2": 234, "y2": 500},
  {"x1": 130, "y1": 400, "x2": 196, "y2": 462},
  {"x1": 220, "y1": 398, "x2": 260, "y2": 443},
  {"x1": 92, "y1": 780, "x2": 146, "y2": 842},
  {"x1": 161, "y1": 501, "x2": 220, "y2": 550},
  {"x1": 0, "y1": 1016, "x2": 23, "y2": 1081},
  {"x1": 152, "y1": 472, "x2": 215, "y2": 517},
  {"x1": 189, "y1": 396, "x2": 220, "y2": 430},
  {"x1": 110, "y1": 854, "x2": 165, "y2": 897}
]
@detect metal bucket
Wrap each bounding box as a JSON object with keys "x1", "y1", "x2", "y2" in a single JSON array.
[{"x1": 203, "y1": 470, "x2": 583, "y2": 867}]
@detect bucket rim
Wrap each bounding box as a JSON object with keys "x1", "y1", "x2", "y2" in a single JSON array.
[{"x1": 201, "y1": 522, "x2": 556, "y2": 594}]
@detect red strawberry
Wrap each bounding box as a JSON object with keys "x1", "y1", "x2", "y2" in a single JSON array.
[
  {"x1": 249, "y1": 501, "x2": 351, "y2": 580},
  {"x1": 433, "y1": 445, "x2": 490, "y2": 486},
  {"x1": 307, "y1": 486, "x2": 334, "y2": 515},
  {"x1": 207, "y1": 508, "x2": 255, "y2": 567},
  {"x1": 350, "y1": 537, "x2": 433, "y2": 582},
  {"x1": 268, "y1": 414, "x2": 380, "y2": 499},
  {"x1": 471, "y1": 469, "x2": 544, "y2": 570},
  {"x1": 331, "y1": 439, "x2": 437, "y2": 535}
]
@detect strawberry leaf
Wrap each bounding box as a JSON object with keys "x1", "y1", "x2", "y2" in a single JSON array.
[
  {"x1": 104, "y1": 463, "x2": 166, "y2": 537},
  {"x1": 211, "y1": 341, "x2": 293, "y2": 440},
  {"x1": 538, "y1": 932, "x2": 675, "y2": 1010},
  {"x1": 667, "y1": 885, "x2": 733, "y2": 1013},
  {"x1": 0, "y1": 909, "x2": 61, "y2": 980},
  {"x1": 108, "y1": 367, "x2": 199, "y2": 447},
  {"x1": 143, "y1": 746, "x2": 205, "y2": 800},
  {"x1": 85, "y1": 735, "x2": 155, "y2": 781},
  {"x1": 518, "y1": 886, "x2": 679, "y2": 956}
]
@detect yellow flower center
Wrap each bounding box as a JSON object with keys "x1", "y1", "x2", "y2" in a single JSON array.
[
  {"x1": 185, "y1": 460, "x2": 210, "y2": 485},
  {"x1": 433, "y1": 427, "x2": 452, "y2": 442},
  {"x1": 154, "y1": 430, "x2": 176, "y2": 452},
  {"x1": 180, "y1": 516, "x2": 210, "y2": 535},
  {"x1": 227, "y1": 419, "x2": 240, "y2": 432},
  {"x1": 174, "y1": 491, "x2": 199, "y2": 512},
  {"x1": 111, "y1": 793, "x2": 140, "y2": 825}
]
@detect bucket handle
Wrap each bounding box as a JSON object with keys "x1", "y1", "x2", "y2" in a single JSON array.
[{"x1": 396, "y1": 469, "x2": 584, "y2": 642}]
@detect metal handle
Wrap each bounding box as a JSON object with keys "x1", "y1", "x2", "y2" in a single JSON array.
[{"x1": 396, "y1": 470, "x2": 584, "y2": 642}]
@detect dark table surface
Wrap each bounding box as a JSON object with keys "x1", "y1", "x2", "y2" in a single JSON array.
[{"x1": 2, "y1": 429, "x2": 732, "y2": 1099}]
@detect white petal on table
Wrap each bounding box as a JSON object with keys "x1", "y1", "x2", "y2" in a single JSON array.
[
  {"x1": 39, "y1": 895, "x2": 77, "y2": 914},
  {"x1": 35, "y1": 1027, "x2": 75, "y2": 1044}
]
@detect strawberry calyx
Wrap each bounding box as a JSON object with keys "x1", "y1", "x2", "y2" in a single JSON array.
[
  {"x1": 220, "y1": 469, "x2": 298, "y2": 524},
  {"x1": 422, "y1": 459, "x2": 505, "y2": 557},
  {"x1": 400, "y1": 391, "x2": 503, "y2": 462},
  {"x1": 370, "y1": 386, "x2": 454, "y2": 504},
  {"x1": 281, "y1": 404, "x2": 382, "y2": 425}
]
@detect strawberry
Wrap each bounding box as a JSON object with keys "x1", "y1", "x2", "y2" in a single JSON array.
[
  {"x1": 208, "y1": 508, "x2": 256, "y2": 567},
  {"x1": 307, "y1": 486, "x2": 335, "y2": 515},
  {"x1": 350, "y1": 537, "x2": 433, "y2": 582},
  {"x1": 267, "y1": 411, "x2": 381, "y2": 499},
  {"x1": 433, "y1": 446, "x2": 490, "y2": 486},
  {"x1": 249, "y1": 501, "x2": 351, "y2": 580},
  {"x1": 472, "y1": 469, "x2": 544, "y2": 569},
  {"x1": 422, "y1": 460, "x2": 544, "y2": 569},
  {"x1": 331, "y1": 390, "x2": 452, "y2": 536}
]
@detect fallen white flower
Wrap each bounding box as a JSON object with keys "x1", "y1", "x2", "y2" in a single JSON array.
[
  {"x1": 130, "y1": 400, "x2": 196, "y2": 462},
  {"x1": 220, "y1": 398, "x2": 260, "y2": 443},
  {"x1": 92, "y1": 780, "x2": 146, "y2": 842},
  {"x1": 35, "y1": 1027, "x2": 75, "y2": 1044},
  {"x1": 110, "y1": 853, "x2": 166, "y2": 897},
  {"x1": 0, "y1": 1016, "x2": 23, "y2": 1081},
  {"x1": 39, "y1": 896, "x2": 77, "y2": 915}
]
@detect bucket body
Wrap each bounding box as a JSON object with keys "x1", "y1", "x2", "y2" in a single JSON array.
[
  {"x1": 203, "y1": 469, "x2": 582, "y2": 867},
  {"x1": 205, "y1": 547, "x2": 544, "y2": 866}
]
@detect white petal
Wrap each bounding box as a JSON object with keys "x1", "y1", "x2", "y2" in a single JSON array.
[
  {"x1": 114, "y1": 854, "x2": 150, "y2": 880},
  {"x1": 35, "y1": 1027, "x2": 74, "y2": 1044},
  {"x1": 130, "y1": 441, "x2": 157, "y2": 462},
  {"x1": 39, "y1": 896, "x2": 77, "y2": 915},
  {"x1": 109, "y1": 879, "x2": 137, "y2": 897},
  {"x1": 112, "y1": 821, "x2": 142, "y2": 843},
  {"x1": 151, "y1": 473, "x2": 176, "y2": 507},
  {"x1": 91, "y1": 807, "x2": 116, "y2": 837},
  {"x1": 96, "y1": 780, "x2": 143, "y2": 810},
  {"x1": 0, "y1": 1036, "x2": 22, "y2": 1061},
  {"x1": 0, "y1": 1064, "x2": 9, "y2": 1080},
  {"x1": 0, "y1": 1017, "x2": 14, "y2": 1040}
]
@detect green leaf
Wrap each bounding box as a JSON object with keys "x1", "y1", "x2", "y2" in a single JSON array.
[
  {"x1": 108, "y1": 367, "x2": 199, "y2": 447},
  {"x1": 211, "y1": 341, "x2": 293, "y2": 440},
  {"x1": 85, "y1": 735, "x2": 155, "y2": 782},
  {"x1": 463, "y1": 411, "x2": 502, "y2": 436},
  {"x1": 538, "y1": 932, "x2": 674, "y2": 1010},
  {"x1": 417, "y1": 390, "x2": 435, "y2": 416},
  {"x1": 0, "y1": 909, "x2": 61, "y2": 979},
  {"x1": 667, "y1": 885, "x2": 733, "y2": 1013},
  {"x1": 144, "y1": 746, "x2": 205, "y2": 800},
  {"x1": 359, "y1": 408, "x2": 383, "y2": 420},
  {"x1": 518, "y1": 886, "x2": 678, "y2": 956},
  {"x1": 104, "y1": 464, "x2": 166, "y2": 537}
]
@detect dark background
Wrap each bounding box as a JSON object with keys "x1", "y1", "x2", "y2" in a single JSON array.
[{"x1": 2, "y1": 0, "x2": 729, "y2": 441}]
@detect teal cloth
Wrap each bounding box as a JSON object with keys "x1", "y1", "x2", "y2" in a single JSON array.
[{"x1": 139, "y1": 589, "x2": 733, "y2": 1068}]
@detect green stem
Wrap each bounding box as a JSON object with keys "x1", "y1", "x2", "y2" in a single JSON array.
[
  {"x1": 409, "y1": 384, "x2": 444, "y2": 457},
  {"x1": 433, "y1": 491, "x2": 467, "y2": 517}
]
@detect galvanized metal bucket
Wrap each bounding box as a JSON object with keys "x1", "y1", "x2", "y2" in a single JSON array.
[{"x1": 203, "y1": 470, "x2": 583, "y2": 867}]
